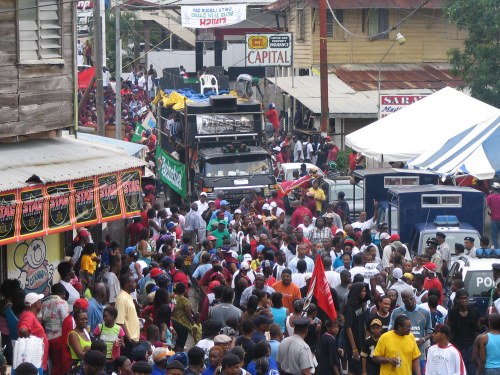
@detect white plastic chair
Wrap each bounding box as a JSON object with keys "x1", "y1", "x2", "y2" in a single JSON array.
[{"x1": 200, "y1": 74, "x2": 219, "y2": 95}]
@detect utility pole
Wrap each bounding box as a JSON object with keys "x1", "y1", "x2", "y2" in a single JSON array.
[
  {"x1": 115, "y1": 4, "x2": 122, "y2": 140},
  {"x1": 94, "y1": 0, "x2": 104, "y2": 135},
  {"x1": 319, "y1": 0, "x2": 329, "y2": 137}
]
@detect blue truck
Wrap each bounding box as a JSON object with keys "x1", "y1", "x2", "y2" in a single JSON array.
[
  {"x1": 352, "y1": 168, "x2": 440, "y2": 222},
  {"x1": 387, "y1": 184, "x2": 485, "y2": 255}
]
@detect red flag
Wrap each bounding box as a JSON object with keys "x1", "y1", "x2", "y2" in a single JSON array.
[
  {"x1": 276, "y1": 174, "x2": 312, "y2": 198},
  {"x1": 78, "y1": 66, "x2": 95, "y2": 89},
  {"x1": 304, "y1": 254, "x2": 337, "y2": 321}
]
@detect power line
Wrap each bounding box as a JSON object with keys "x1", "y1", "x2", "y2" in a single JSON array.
[{"x1": 326, "y1": 0, "x2": 433, "y2": 39}]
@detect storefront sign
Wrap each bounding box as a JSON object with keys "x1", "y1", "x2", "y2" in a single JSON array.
[
  {"x1": 245, "y1": 33, "x2": 292, "y2": 67},
  {"x1": 156, "y1": 147, "x2": 187, "y2": 197},
  {"x1": 98, "y1": 174, "x2": 122, "y2": 221},
  {"x1": 46, "y1": 183, "x2": 72, "y2": 234},
  {"x1": 181, "y1": 4, "x2": 246, "y2": 28},
  {"x1": 19, "y1": 188, "x2": 45, "y2": 239},
  {"x1": 121, "y1": 170, "x2": 142, "y2": 214},
  {"x1": 0, "y1": 169, "x2": 142, "y2": 246},
  {"x1": 379, "y1": 94, "x2": 429, "y2": 118},
  {"x1": 73, "y1": 178, "x2": 99, "y2": 226},
  {"x1": 0, "y1": 191, "x2": 18, "y2": 245}
]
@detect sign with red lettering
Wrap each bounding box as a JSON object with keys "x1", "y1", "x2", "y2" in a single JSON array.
[
  {"x1": 0, "y1": 191, "x2": 18, "y2": 245},
  {"x1": 73, "y1": 178, "x2": 98, "y2": 226},
  {"x1": 246, "y1": 33, "x2": 292, "y2": 67},
  {"x1": 46, "y1": 183, "x2": 72, "y2": 234},
  {"x1": 121, "y1": 170, "x2": 142, "y2": 216},
  {"x1": 19, "y1": 188, "x2": 45, "y2": 239},
  {"x1": 98, "y1": 174, "x2": 122, "y2": 221},
  {"x1": 181, "y1": 4, "x2": 246, "y2": 28},
  {"x1": 379, "y1": 94, "x2": 429, "y2": 118}
]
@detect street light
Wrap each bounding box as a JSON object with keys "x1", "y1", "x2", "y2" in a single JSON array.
[{"x1": 378, "y1": 32, "x2": 406, "y2": 118}]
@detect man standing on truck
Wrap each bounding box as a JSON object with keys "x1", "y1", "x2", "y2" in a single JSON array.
[
  {"x1": 487, "y1": 182, "x2": 500, "y2": 249},
  {"x1": 352, "y1": 200, "x2": 379, "y2": 231}
]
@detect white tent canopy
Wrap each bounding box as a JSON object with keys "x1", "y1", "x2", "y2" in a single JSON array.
[{"x1": 345, "y1": 87, "x2": 500, "y2": 162}]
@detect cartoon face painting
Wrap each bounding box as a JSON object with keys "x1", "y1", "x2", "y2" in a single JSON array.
[{"x1": 14, "y1": 238, "x2": 54, "y2": 296}]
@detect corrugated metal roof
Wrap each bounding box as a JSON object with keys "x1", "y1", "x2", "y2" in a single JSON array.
[
  {"x1": 268, "y1": 75, "x2": 433, "y2": 117},
  {"x1": 265, "y1": 0, "x2": 445, "y2": 11},
  {"x1": 0, "y1": 136, "x2": 146, "y2": 193},
  {"x1": 125, "y1": 0, "x2": 275, "y2": 8},
  {"x1": 333, "y1": 64, "x2": 464, "y2": 91}
]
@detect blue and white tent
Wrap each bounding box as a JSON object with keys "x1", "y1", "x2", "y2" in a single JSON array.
[{"x1": 407, "y1": 114, "x2": 500, "y2": 180}]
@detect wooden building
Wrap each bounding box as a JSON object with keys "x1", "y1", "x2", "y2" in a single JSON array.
[
  {"x1": 268, "y1": 0, "x2": 467, "y2": 69},
  {"x1": 0, "y1": 1, "x2": 145, "y2": 293},
  {"x1": 0, "y1": 0, "x2": 75, "y2": 139},
  {"x1": 265, "y1": 0, "x2": 467, "y2": 144}
]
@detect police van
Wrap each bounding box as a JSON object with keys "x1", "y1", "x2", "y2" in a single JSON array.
[{"x1": 447, "y1": 255, "x2": 497, "y2": 316}]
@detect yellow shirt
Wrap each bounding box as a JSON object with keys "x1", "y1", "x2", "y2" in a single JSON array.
[
  {"x1": 91, "y1": 252, "x2": 98, "y2": 272},
  {"x1": 251, "y1": 259, "x2": 261, "y2": 271},
  {"x1": 373, "y1": 330, "x2": 420, "y2": 375},
  {"x1": 115, "y1": 290, "x2": 140, "y2": 341},
  {"x1": 80, "y1": 254, "x2": 94, "y2": 275},
  {"x1": 309, "y1": 187, "x2": 326, "y2": 212}
]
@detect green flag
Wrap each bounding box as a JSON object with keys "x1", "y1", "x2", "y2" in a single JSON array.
[
  {"x1": 131, "y1": 123, "x2": 147, "y2": 143},
  {"x1": 155, "y1": 147, "x2": 187, "y2": 197}
]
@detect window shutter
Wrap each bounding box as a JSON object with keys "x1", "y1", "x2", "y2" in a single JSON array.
[
  {"x1": 39, "y1": 0, "x2": 62, "y2": 59},
  {"x1": 18, "y1": 0, "x2": 62, "y2": 62}
]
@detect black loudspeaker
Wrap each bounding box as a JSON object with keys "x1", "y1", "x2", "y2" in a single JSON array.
[{"x1": 210, "y1": 95, "x2": 238, "y2": 113}]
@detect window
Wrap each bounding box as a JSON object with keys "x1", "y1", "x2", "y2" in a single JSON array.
[
  {"x1": 296, "y1": 2, "x2": 305, "y2": 41},
  {"x1": 421, "y1": 194, "x2": 462, "y2": 208},
  {"x1": 368, "y1": 9, "x2": 389, "y2": 40},
  {"x1": 384, "y1": 176, "x2": 419, "y2": 188},
  {"x1": 18, "y1": 0, "x2": 63, "y2": 63},
  {"x1": 326, "y1": 9, "x2": 344, "y2": 40}
]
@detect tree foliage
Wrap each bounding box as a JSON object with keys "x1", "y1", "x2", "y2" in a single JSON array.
[{"x1": 445, "y1": 0, "x2": 500, "y2": 107}]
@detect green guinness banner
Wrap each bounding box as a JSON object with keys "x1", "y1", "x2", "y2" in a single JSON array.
[{"x1": 156, "y1": 147, "x2": 187, "y2": 197}]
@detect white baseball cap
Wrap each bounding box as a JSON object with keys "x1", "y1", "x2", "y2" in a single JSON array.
[
  {"x1": 234, "y1": 209, "x2": 242, "y2": 214},
  {"x1": 243, "y1": 254, "x2": 252, "y2": 262},
  {"x1": 380, "y1": 232, "x2": 391, "y2": 240},
  {"x1": 262, "y1": 203, "x2": 270, "y2": 210},
  {"x1": 25, "y1": 293, "x2": 44, "y2": 306},
  {"x1": 240, "y1": 261, "x2": 251, "y2": 270},
  {"x1": 200, "y1": 192, "x2": 207, "y2": 197},
  {"x1": 269, "y1": 201, "x2": 277, "y2": 208}
]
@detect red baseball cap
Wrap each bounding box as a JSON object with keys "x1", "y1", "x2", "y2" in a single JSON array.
[
  {"x1": 389, "y1": 234, "x2": 400, "y2": 242},
  {"x1": 74, "y1": 298, "x2": 89, "y2": 310},
  {"x1": 208, "y1": 235, "x2": 216, "y2": 241},
  {"x1": 150, "y1": 268, "x2": 163, "y2": 278},
  {"x1": 424, "y1": 262, "x2": 437, "y2": 272}
]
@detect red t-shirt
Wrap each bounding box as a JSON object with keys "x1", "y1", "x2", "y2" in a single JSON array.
[
  {"x1": 290, "y1": 206, "x2": 314, "y2": 228},
  {"x1": 424, "y1": 277, "x2": 443, "y2": 304},
  {"x1": 487, "y1": 193, "x2": 500, "y2": 221},
  {"x1": 265, "y1": 109, "x2": 280, "y2": 130},
  {"x1": 18, "y1": 310, "x2": 49, "y2": 370}
]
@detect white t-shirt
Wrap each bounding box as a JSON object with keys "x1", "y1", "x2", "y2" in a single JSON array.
[
  {"x1": 195, "y1": 200, "x2": 208, "y2": 215},
  {"x1": 137, "y1": 76, "x2": 146, "y2": 89},
  {"x1": 60, "y1": 280, "x2": 80, "y2": 312},
  {"x1": 325, "y1": 270, "x2": 341, "y2": 288},
  {"x1": 352, "y1": 218, "x2": 374, "y2": 231}
]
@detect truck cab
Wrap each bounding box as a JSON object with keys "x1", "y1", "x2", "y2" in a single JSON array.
[
  {"x1": 408, "y1": 217, "x2": 481, "y2": 256},
  {"x1": 195, "y1": 144, "x2": 276, "y2": 207}
]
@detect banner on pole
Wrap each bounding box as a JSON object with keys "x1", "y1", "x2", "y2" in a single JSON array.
[
  {"x1": 156, "y1": 147, "x2": 187, "y2": 197},
  {"x1": 181, "y1": 4, "x2": 246, "y2": 28}
]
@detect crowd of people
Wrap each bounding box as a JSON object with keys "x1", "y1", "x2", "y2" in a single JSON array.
[{"x1": 2, "y1": 170, "x2": 500, "y2": 375}]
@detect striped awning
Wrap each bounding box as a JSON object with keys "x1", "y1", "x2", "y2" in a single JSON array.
[{"x1": 407, "y1": 115, "x2": 500, "y2": 180}]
